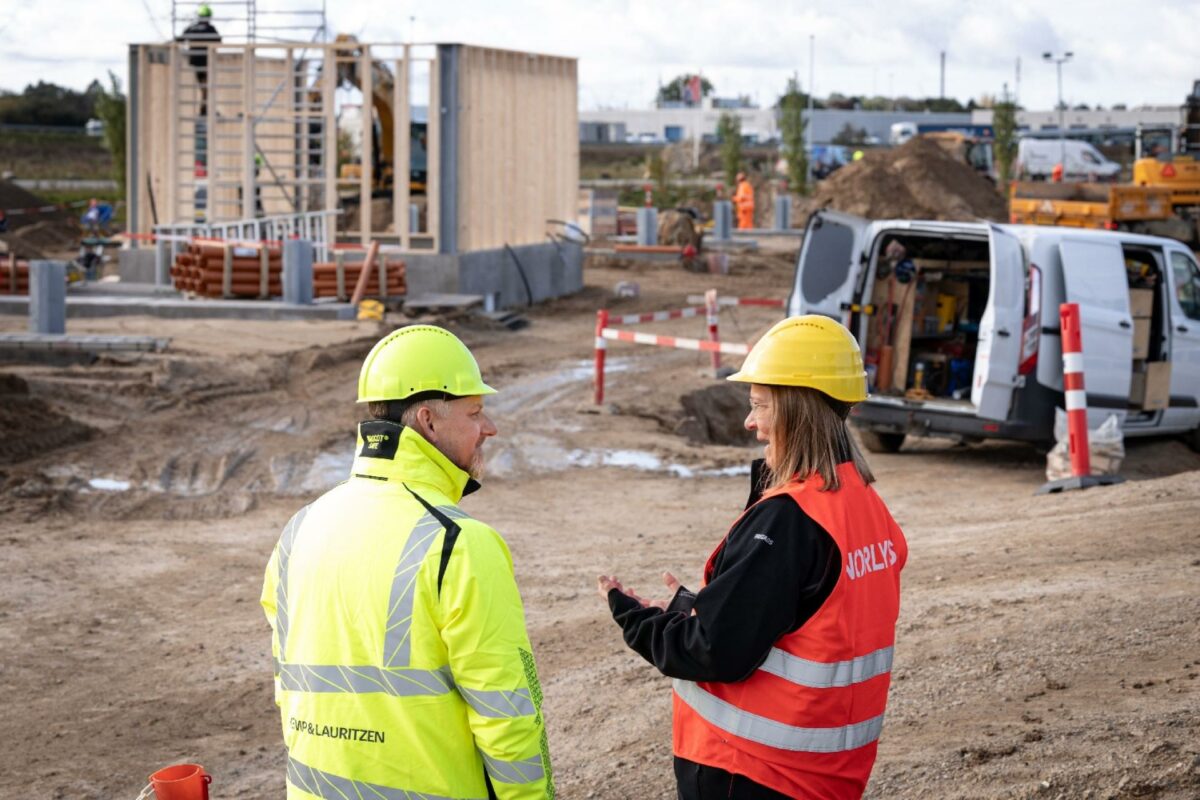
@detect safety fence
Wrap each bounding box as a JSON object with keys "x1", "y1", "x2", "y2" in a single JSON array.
[
  {"x1": 0, "y1": 198, "x2": 126, "y2": 219},
  {"x1": 593, "y1": 291, "x2": 784, "y2": 404}
]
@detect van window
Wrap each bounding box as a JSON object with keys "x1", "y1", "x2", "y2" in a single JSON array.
[
  {"x1": 1081, "y1": 150, "x2": 1100, "y2": 165},
  {"x1": 1170, "y1": 251, "x2": 1200, "y2": 320},
  {"x1": 800, "y1": 217, "x2": 856, "y2": 305}
]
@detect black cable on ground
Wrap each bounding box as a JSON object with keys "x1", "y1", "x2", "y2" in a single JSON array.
[{"x1": 503, "y1": 243, "x2": 534, "y2": 307}]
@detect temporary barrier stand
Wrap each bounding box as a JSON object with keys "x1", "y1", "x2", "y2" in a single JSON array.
[
  {"x1": 594, "y1": 290, "x2": 779, "y2": 404},
  {"x1": 1036, "y1": 302, "x2": 1125, "y2": 494}
]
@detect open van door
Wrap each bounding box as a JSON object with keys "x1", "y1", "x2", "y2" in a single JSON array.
[
  {"x1": 788, "y1": 210, "x2": 869, "y2": 321},
  {"x1": 1058, "y1": 238, "x2": 1132, "y2": 425},
  {"x1": 972, "y1": 226, "x2": 1025, "y2": 420}
]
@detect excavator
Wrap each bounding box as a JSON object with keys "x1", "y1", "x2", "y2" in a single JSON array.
[
  {"x1": 1010, "y1": 80, "x2": 1200, "y2": 245},
  {"x1": 323, "y1": 34, "x2": 428, "y2": 196}
]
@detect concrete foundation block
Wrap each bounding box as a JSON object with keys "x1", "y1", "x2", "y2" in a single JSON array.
[
  {"x1": 636, "y1": 207, "x2": 659, "y2": 246},
  {"x1": 29, "y1": 260, "x2": 67, "y2": 334},
  {"x1": 282, "y1": 239, "x2": 314, "y2": 305}
]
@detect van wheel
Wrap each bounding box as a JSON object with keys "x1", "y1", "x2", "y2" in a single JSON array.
[
  {"x1": 1185, "y1": 427, "x2": 1200, "y2": 453},
  {"x1": 859, "y1": 430, "x2": 906, "y2": 454}
]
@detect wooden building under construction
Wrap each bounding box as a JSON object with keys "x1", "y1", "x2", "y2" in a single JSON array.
[{"x1": 126, "y1": 38, "x2": 581, "y2": 306}]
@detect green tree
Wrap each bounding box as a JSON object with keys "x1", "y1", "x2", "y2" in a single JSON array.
[
  {"x1": 993, "y1": 90, "x2": 1019, "y2": 188},
  {"x1": 656, "y1": 73, "x2": 714, "y2": 107},
  {"x1": 716, "y1": 112, "x2": 742, "y2": 187},
  {"x1": 777, "y1": 75, "x2": 808, "y2": 195},
  {"x1": 93, "y1": 72, "x2": 126, "y2": 195}
]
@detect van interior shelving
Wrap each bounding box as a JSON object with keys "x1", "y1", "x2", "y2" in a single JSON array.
[{"x1": 859, "y1": 232, "x2": 991, "y2": 411}]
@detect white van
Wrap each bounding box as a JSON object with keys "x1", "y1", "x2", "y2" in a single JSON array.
[
  {"x1": 789, "y1": 211, "x2": 1200, "y2": 452},
  {"x1": 889, "y1": 122, "x2": 917, "y2": 146},
  {"x1": 1017, "y1": 139, "x2": 1121, "y2": 180}
]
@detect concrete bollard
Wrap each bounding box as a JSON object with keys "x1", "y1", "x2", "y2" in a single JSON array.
[
  {"x1": 774, "y1": 196, "x2": 793, "y2": 231},
  {"x1": 636, "y1": 207, "x2": 659, "y2": 246},
  {"x1": 282, "y1": 238, "x2": 315, "y2": 305},
  {"x1": 712, "y1": 201, "x2": 733, "y2": 241},
  {"x1": 155, "y1": 236, "x2": 172, "y2": 287},
  {"x1": 29, "y1": 260, "x2": 67, "y2": 334}
]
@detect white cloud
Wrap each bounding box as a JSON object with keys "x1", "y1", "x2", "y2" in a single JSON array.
[{"x1": 0, "y1": 0, "x2": 1195, "y2": 112}]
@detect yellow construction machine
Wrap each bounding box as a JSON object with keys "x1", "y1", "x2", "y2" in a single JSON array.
[
  {"x1": 1011, "y1": 80, "x2": 1200, "y2": 244},
  {"x1": 325, "y1": 34, "x2": 428, "y2": 195}
]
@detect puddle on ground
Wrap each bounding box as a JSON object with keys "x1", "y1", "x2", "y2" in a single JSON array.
[
  {"x1": 486, "y1": 434, "x2": 749, "y2": 480},
  {"x1": 490, "y1": 358, "x2": 633, "y2": 414},
  {"x1": 87, "y1": 477, "x2": 132, "y2": 492}
]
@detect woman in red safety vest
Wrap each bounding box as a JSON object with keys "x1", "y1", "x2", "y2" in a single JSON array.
[{"x1": 598, "y1": 315, "x2": 908, "y2": 799}]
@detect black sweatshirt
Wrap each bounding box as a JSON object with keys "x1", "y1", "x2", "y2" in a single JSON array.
[{"x1": 608, "y1": 460, "x2": 841, "y2": 683}]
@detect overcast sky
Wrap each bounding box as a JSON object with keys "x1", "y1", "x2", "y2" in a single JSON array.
[{"x1": 2, "y1": 1, "x2": 1197, "y2": 112}]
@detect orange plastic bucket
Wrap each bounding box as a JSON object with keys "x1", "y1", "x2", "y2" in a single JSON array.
[{"x1": 149, "y1": 763, "x2": 212, "y2": 800}]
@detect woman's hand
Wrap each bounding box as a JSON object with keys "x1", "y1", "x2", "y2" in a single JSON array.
[{"x1": 598, "y1": 572, "x2": 683, "y2": 610}]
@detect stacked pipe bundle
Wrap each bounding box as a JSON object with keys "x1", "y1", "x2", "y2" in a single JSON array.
[
  {"x1": 170, "y1": 240, "x2": 283, "y2": 298},
  {"x1": 2, "y1": 256, "x2": 30, "y2": 295},
  {"x1": 313, "y1": 251, "x2": 406, "y2": 300}
]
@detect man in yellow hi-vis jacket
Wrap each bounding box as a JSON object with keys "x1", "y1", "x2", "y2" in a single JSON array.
[{"x1": 262, "y1": 324, "x2": 553, "y2": 799}]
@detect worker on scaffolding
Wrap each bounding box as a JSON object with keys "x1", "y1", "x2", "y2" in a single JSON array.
[
  {"x1": 262, "y1": 326, "x2": 553, "y2": 800},
  {"x1": 732, "y1": 171, "x2": 755, "y2": 230},
  {"x1": 177, "y1": 4, "x2": 221, "y2": 116}
]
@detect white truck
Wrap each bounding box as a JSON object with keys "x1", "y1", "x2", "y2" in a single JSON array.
[
  {"x1": 789, "y1": 211, "x2": 1200, "y2": 452},
  {"x1": 1017, "y1": 139, "x2": 1121, "y2": 181}
]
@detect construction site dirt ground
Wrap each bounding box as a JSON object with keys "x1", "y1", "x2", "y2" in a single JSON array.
[{"x1": 2, "y1": 245, "x2": 1199, "y2": 799}]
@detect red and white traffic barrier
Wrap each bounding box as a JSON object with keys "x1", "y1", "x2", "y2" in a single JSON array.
[
  {"x1": 1060, "y1": 302, "x2": 1091, "y2": 478},
  {"x1": 593, "y1": 291, "x2": 764, "y2": 404},
  {"x1": 686, "y1": 294, "x2": 785, "y2": 308}
]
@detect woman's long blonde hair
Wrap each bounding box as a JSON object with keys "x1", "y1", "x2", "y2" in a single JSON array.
[{"x1": 761, "y1": 385, "x2": 875, "y2": 493}]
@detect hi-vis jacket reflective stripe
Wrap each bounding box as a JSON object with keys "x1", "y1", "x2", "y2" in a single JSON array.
[
  {"x1": 262, "y1": 422, "x2": 553, "y2": 800},
  {"x1": 673, "y1": 462, "x2": 907, "y2": 799}
]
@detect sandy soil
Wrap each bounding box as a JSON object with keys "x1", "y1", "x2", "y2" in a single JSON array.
[{"x1": 1, "y1": 246, "x2": 1198, "y2": 799}]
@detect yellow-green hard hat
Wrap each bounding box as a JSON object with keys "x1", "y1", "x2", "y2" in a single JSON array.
[
  {"x1": 728, "y1": 315, "x2": 867, "y2": 402},
  {"x1": 358, "y1": 325, "x2": 497, "y2": 402}
]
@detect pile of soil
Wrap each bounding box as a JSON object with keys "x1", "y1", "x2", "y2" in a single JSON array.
[
  {"x1": 675, "y1": 382, "x2": 754, "y2": 445},
  {"x1": 0, "y1": 374, "x2": 94, "y2": 465},
  {"x1": 656, "y1": 209, "x2": 702, "y2": 248},
  {"x1": 0, "y1": 180, "x2": 78, "y2": 259},
  {"x1": 794, "y1": 138, "x2": 1009, "y2": 226}
]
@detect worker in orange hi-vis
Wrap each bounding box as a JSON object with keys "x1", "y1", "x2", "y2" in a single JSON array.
[
  {"x1": 733, "y1": 171, "x2": 755, "y2": 229},
  {"x1": 1051, "y1": 162, "x2": 1064, "y2": 183}
]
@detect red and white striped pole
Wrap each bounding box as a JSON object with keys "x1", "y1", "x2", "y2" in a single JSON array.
[
  {"x1": 705, "y1": 288, "x2": 721, "y2": 375},
  {"x1": 1060, "y1": 302, "x2": 1090, "y2": 478},
  {"x1": 594, "y1": 308, "x2": 609, "y2": 405}
]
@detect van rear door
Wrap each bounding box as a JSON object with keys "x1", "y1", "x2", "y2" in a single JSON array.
[
  {"x1": 1058, "y1": 238, "x2": 1133, "y2": 425},
  {"x1": 788, "y1": 210, "x2": 869, "y2": 321},
  {"x1": 972, "y1": 226, "x2": 1026, "y2": 420}
]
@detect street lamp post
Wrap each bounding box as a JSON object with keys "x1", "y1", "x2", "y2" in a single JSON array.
[{"x1": 1043, "y1": 50, "x2": 1073, "y2": 176}]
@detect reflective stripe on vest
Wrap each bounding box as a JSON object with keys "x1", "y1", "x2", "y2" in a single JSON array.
[
  {"x1": 460, "y1": 686, "x2": 537, "y2": 718},
  {"x1": 674, "y1": 679, "x2": 885, "y2": 753},
  {"x1": 279, "y1": 663, "x2": 455, "y2": 697},
  {"x1": 287, "y1": 755, "x2": 479, "y2": 800},
  {"x1": 758, "y1": 645, "x2": 893, "y2": 689},
  {"x1": 482, "y1": 751, "x2": 546, "y2": 785},
  {"x1": 275, "y1": 505, "x2": 309, "y2": 661},
  {"x1": 384, "y1": 505, "x2": 471, "y2": 667}
]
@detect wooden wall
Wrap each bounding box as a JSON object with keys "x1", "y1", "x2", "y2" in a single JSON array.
[{"x1": 455, "y1": 46, "x2": 578, "y2": 252}]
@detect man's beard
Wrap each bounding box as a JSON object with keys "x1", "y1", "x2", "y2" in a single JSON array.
[{"x1": 464, "y1": 448, "x2": 486, "y2": 481}]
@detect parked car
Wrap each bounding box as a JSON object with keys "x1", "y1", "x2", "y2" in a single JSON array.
[{"x1": 788, "y1": 210, "x2": 1200, "y2": 451}]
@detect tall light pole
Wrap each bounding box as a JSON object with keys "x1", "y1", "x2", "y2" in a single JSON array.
[
  {"x1": 806, "y1": 35, "x2": 814, "y2": 188},
  {"x1": 1043, "y1": 50, "x2": 1073, "y2": 175}
]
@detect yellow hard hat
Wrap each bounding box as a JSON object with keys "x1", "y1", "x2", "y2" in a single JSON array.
[
  {"x1": 728, "y1": 315, "x2": 867, "y2": 402},
  {"x1": 357, "y1": 325, "x2": 497, "y2": 402}
]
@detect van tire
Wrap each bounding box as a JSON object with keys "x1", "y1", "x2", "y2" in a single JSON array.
[
  {"x1": 1185, "y1": 427, "x2": 1200, "y2": 453},
  {"x1": 858, "y1": 430, "x2": 906, "y2": 454}
]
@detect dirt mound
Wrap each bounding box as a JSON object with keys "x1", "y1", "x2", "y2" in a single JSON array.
[
  {"x1": 0, "y1": 180, "x2": 77, "y2": 259},
  {"x1": 0, "y1": 373, "x2": 94, "y2": 465},
  {"x1": 794, "y1": 137, "x2": 1008, "y2": 226},
  {"x1": 675, "y1": 382, "x2": 754, "y2": 445},
  {"x1": 657, "y1": 209, "x2": 701, "y2": 248}
]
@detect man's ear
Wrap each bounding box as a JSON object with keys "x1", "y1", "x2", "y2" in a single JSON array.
[{"x1": 413, "y1": 404, "x2": 437, "y2": 438}]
